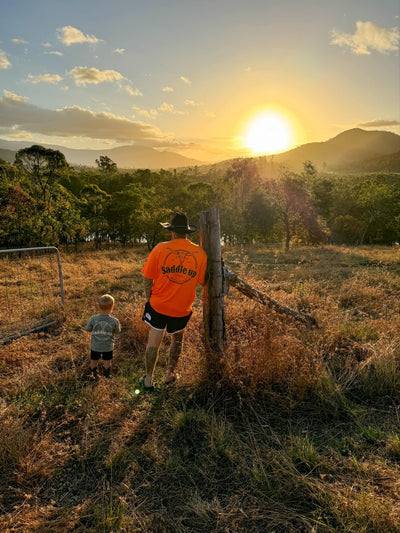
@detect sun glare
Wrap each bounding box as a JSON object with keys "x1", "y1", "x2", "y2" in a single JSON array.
[{"x1": 245, "y1": 112, "x2": 293, "y2": 155}]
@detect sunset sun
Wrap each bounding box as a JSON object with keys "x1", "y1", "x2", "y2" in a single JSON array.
[{"x1": 245, "y1": 112, "x2": 293, "y2": 155}]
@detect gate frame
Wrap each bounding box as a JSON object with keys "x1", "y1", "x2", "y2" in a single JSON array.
[{"x1": 0, "y1": 246, "x2": 65, "y2": 344}]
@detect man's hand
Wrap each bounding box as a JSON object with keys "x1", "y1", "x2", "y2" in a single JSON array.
[{"x1": 144, "y1": 277, "x2": 154, "y2": 301}]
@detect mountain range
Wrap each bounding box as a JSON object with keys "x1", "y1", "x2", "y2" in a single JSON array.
[
  {"x1": 0, "y1": 128, "x2": 399, "y2": 172},
  {"x1": 0, "y1": 140, "x2": 202, "y2": 169},
  {"x1": 271, "y1": 128, "x2": 400, "y2": 172}
]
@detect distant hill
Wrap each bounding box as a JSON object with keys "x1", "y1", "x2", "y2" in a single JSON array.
[
  {"x1": 332, "y1": 149, "x2": 400, "y2": 173},
  {"x1": 0, "y1": 139, "x2": 203, "y2": 169},
  {"x1": 271, "y1": 128, "x2": 400, "y2": 172},
  {"x1": 192, "y1": 128, "x2": 400, "y2": 176},
  {"x1": 0, "y1": 148, "x2": 15, "y2": 163}
]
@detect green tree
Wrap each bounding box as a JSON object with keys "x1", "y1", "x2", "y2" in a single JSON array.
[
  {"x1": 80, "y1": 184, "x2": 111, "y2": 248},
  {"x1": 0, "y1": 158, "x2": 18, "y2": 185},
  {"x1": 95, "y1": 155, "x2": 117, "y2": 176},
  {"x1": 220, "y1": 159, "x2": 260, "y2": 242},
  {"x1": 268, "y1": 170, "x2": 325, "y2": 250},
  {"x1": 138, "y1": 206, "x2": 173, "y2": 250},
  {"x1": 244, "y1": 188, "x2": 276, "y2": 243},
  {"x1": 14, "y1": 145, "x2": 69, "y2": 207},
  {"x1": 105, "y1": 184, "x2": 147, "y2": 245},
  {"x1": 0, "y1": 185, "x2": 38, "y2": 247}
]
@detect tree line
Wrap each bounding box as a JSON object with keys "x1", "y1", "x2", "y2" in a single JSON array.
[{"x1": 1, "y1": 145, "x2": 399, "y2": 250}]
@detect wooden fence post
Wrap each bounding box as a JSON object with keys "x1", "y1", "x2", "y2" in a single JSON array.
[{"x1": 199, "y1": 207, "x2": 225, "y2": 377}]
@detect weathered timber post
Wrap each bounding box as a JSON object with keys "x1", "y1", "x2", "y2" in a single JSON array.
[{"x1": 199, "y1": 207, "x2": 225, "y2": 378}]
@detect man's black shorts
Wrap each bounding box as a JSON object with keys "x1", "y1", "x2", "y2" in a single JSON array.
[
  {"x1": 90, "y1": 350, "x2": 113, "y2": 361},
  {"x1": 142, "y1": 301, "x2": 192, "y2": 334}
]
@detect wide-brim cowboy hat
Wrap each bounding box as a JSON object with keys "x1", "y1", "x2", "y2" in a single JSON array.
[{"x1": 160, "y1": 212, "x2": 197, "y2": 234}]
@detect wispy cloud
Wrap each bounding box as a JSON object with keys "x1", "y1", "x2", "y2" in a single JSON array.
[
  {"x1": 12, "y1": 38, "x2": 29, "y2": 45},
  {"x1": 8, "y1": 129, "x2": 32, "y2": 139},
  {"x1": 331, "y1": 21, "x2": 400, "y2": 55},
  {"x1": 42, "y1": 42, "x2": 52, "y2": 48},
  {"x1": 125, "y1": 86, "x2": 143, "y2": 96},
  {"x1": 69, "y1": 66, "x2": 123, "y2": 86},
  {"x1": 180, "y1": 76, "x2": 191, "y2": 84},
  {"x1": 2, "y1": 90, "x2": 29, "y2": 103},
  {"x1": 162, "y1": 86, "x2": 174, "y2": 92},
  {"x1": 132, "y1": 102, "x2": 185, "y2": 119},
  {"x1": 27, "y1": 73, "x2": 63, "y2": 84},
  {"x1": 185, "y1": 99, "x2": 201, "y2": 107},
  {"x1": 114, "y1": 48, "x2": 125, "y2": 55},
  {"x1": 132, "y1": 105, "x2": 158, "y2": 119},
  {"x1": 358, "y1": 119, "x2": 400, "y2": 127},
  {"x1": 158, "y1": 102, "x2": 184, "y2": 114},
  {"x1": 0, "y1": 90, "x2": 174, "y2": 146},
  {"x1": 57, "y1": 26, "x2": 102, "y2": 46},
  {"x1": 0, "y1": 50, "x2": 11, "y2": 69},
  {"x1": 45, "y1": 50, "x2": 64, "y2": 56}
]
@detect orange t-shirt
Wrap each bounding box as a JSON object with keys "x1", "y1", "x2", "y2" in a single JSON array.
[{"x1": 142, "y1": 238, "x2": 207, "y2": 317}]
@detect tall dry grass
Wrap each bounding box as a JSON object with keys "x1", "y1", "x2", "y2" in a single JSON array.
[{"x1": 1, "y1": 243, "x2": 400, "y2": 532}]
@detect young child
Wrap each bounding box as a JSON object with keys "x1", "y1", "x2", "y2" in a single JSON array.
[{"x1": 85, "y1": 294, "x2": 121, "y2": 379}]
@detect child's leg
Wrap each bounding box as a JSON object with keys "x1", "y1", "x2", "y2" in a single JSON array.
[
  {"x1": 90, "y1": 350, "x2": 100, "y2": 370},
  {"x1": 102, "y1": 351, "x2": 113, "y2": 378},
  {"x1": 89, "y1": 350, "x2": 101, "y2": 379}
]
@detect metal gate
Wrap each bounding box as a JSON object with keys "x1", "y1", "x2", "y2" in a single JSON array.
[{"x1": 0, "y1": 247, "x2": 65, "y2": 344}]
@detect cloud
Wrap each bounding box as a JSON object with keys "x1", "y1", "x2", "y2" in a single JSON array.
[
  {"x1": 0, "y1": 90, "x2": 175, "y2": 146},
  {"x1": 57, "y1": 26, "x2": 101, "y2": 46},
  {"x1": 3, "y1": 90, "x2": 29, "y2": 103},
  {"x1": 42, "y1": 42, "x2": 52, "y2": 48},
  {"x1": 114, "y1": 48, "x2": 125, "y2": 54},
  {"x1": 12, "y1": 38, "x2": 29, "y2": 45},
  {"x1": 45, "y1": 51, "x2": 64, "y2": 56},
  {"x1": 180, "y1": 76, "x2": 192, "y2": 84},
  {"x1": 0, "y1": 50, "x2": 11, "y2": 69},
  {"x1": 27, "y1": 73, "x2": 63, "y2": 84},
  {"x1": 331, "y1": 21, "x2": 400, "y2": 55},
  {"x1": 69, "y1": 66, "x2": 123, "y2": 86},
  {"x1": 132, "y1": 102, "x2": 185, "y2": 118},
  {"x1": 185, "y1": 99, "x2": 201, "y2": 107},
  {"x1": 358, "y1": 119, "x2": 400, "y2": 127},
  {"x1": 125, "y1": 86, "x2": 143, "y2": 96},
  {"x1": 8, "y1": 129, "x2": 32, "y2": 139},
  {"x1": 132, "y1": 105, "x2": 158, "y2": 119},
  {"x1": 162, "y1": 86, "x2": 174, "y2": 92},
  {"x1": 158, "y1": 102, "x2": 184, "y2": 114}
]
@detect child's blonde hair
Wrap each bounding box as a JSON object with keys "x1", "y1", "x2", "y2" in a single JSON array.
[{"x1": 99, "y1": 294, "x2": 114, "y2": 311}]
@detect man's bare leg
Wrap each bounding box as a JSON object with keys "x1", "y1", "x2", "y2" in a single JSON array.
[
  {"x1": 165, "y1": 330, "x2": 184, "y2": 383},
  {"x1": 144, "y1": 327, "x2": 164, "y2": 387}
]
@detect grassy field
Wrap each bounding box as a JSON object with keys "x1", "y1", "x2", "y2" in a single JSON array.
[{"x1": 1, "y1": 244, "x2": 400, "y2": 532}]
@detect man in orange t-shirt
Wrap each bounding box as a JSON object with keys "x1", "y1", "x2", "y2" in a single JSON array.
[{"x1": 140, "y1": 212, "x2": 207, "y2": 389}]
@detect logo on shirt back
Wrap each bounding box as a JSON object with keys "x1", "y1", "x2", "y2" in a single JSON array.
[{"x1": 161, "y1": 248, "x2": 198, "y2": 284}]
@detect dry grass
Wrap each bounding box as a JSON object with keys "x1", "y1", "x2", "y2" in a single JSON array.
[{"x1": 1, "y1": 243, "x2": 400, "y2": 532}]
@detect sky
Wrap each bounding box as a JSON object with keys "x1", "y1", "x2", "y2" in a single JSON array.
[{"x1": 0, "y1": 0, "x2": 399, "y2": 162}]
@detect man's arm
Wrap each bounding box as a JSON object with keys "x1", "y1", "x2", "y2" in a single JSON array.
[{"x1": 143, "y1": 276, "x2": 154, "y2": 301}]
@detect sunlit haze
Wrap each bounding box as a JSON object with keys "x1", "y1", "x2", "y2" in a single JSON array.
[
  {"x1": 245, "y1": 112, "x2": 294, "y2": 154},
  {"x1": 0, "y1": 0, "x2": 399, "y2": 163}
]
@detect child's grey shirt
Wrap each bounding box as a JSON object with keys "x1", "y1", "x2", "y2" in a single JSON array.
[{"x1": 86, "y1": 314, "x2": 121, "y2": 352}]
